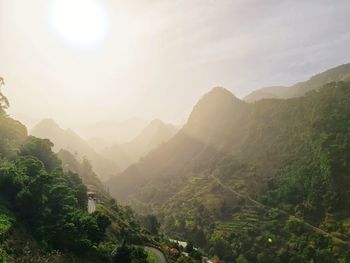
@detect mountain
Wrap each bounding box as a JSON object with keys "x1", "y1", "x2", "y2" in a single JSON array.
[
  {"x1": 103, "y1": 119, "x2": 178, "y2": 171},
  {"x1": 78, "y1": 117, "x2": 148, "y2": 144},
  {"x1": 244, "y1": 86, "x2": 286, "y2": 102},
  {"x1": 0, "y1": 106, "x2": 158, "y2": 262},
  {"x1": 30, "y1": 119, "x2": 118, "y2": 180},
  {"x1": 108, "y1": 81, "x2": 350, "y2": 261},
  {"x1": 244, "y1": 63, "x2": 350, "y2": 102},
  {"x1": 108, "y1": 87, "x2": 249, "y2": 204},
  {"x1": 57, "y1": 149, "x2": 107, "y2": 193},
  {"x1": 8, "y1": 111, "x2": 39, "y2": 130},
  {"x1": 87, "y1": 137, "x2": 110, "y2": 153}
]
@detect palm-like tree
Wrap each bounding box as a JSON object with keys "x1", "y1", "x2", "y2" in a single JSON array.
[{"x1": 0, "y1": 77, "x2": 9, "y2": 109}]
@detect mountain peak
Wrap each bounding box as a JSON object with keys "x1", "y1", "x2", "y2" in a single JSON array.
[
  {"x1": 137, "y1": 118, "x2": 174, "y2": 139},
  {"x1": 183, "y1": 86, "x2": 247, "y2": 139},
  {"x1": 148, "y1": 118, "x2": 165, "y2": 127},
  {"x1": 201, "y1": 86, "x2": 242, "y2": 105},
  {"x1": 197, "y1": 86, "x2": 243, "y2": 108},
  {"x1": 207, "y1": 86, "x2": 236, "y2": 97},
  {"x1": 32, "y1": 118, "x2": 61, "y2": 131}
]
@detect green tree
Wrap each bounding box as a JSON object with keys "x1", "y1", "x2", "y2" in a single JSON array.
[
  {"x1": 113, "y1": 242, "x2": 148, "y2": 263},
  {"x1": 140, "y1": 214, "x2": 160, "y2": 235},
  {"x1": 236, "y1": 254, "x2": 248, "y2": 263},
  {"x1": 176, "y1": 255, "x2": 195, "y2": 263},
  {"x1": 0, "y1": 77, "x2": 9, "y2": 111},
  {"x1": 20, "y1": 136, "x2": 61, "y2": 172}
]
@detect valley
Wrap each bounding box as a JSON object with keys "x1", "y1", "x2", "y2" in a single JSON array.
[
  {"x1": 2, "y1": 2, "x2": 350, "y2": 261},
  {"x1": 105, "y1": 65, "x2": 350, "y2": 262},
  {"x1": 6, "y1": 63, "x2": 350, "y2": 262}
]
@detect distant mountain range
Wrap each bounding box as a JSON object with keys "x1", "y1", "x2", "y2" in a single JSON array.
[
  {"x1": 102, "y1": 119, "x2": 178, "y2": 171},
  {"x1": 108, "y1": 86, "x2": 249, "y2": 204},
  {"x1": 30, "y1": 118, "x2": 119, "y2": 180},
  {"x1": 244, "y1": 63, "x2": 350, "y2": 102},
  {"x1": 0, "y1": 103, "x2": 157, "y2": 262},
  {"x1": 31, "y1": 118, "x2": 179, "y2": 179},
  {"x1": 110, "y1": 63, "x2": 350, "y2": 204},
  {"x1": 77, "y1": 117, "x2": 148, "y2": 144},
  {"x1": 107, "y1": 63, "x2": 350, "y2": 261}
]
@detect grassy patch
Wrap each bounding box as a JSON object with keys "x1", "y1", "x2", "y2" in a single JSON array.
[
  {"x1": 0, "y1": 206, "x2": 14, "y2": 237},
  {"x1": 146, "y1": 249, "x2": 158, "y2": 263}
]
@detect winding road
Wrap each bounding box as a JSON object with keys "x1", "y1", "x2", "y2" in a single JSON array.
[{"x1": 144, "y1": 246, "x2": 167, "y2": 263}]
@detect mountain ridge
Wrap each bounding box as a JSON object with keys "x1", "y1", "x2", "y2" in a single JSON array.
[
  {"x1": 244, "y1": 63, "x2": 350, "y2": 102},
  {"x1": 31, "y1": 118, "x2": 118, "y2": 180},
  {"x1": 102, "y1": 118, "x2": 178, "y2": 171},
  {"x1": 108, "y1": 79, "x2": 350, "y2": 261},
  {"x1": 108, "y1": 86, "x2": 249, "y2": 204}
]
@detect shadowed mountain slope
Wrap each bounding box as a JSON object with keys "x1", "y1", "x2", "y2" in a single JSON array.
[
  {"x1": 244, "y1": 63, "x2": 350, "y2": 102},
  {"x1": 108, "y1": 81, "x2": 350, "y2": 261},
  {"x1": 102, "y1": 119, "x2": 178, "y2": 171},
  {"x1": 31, "y1": 119, "x2": 118, "y2": 180}
]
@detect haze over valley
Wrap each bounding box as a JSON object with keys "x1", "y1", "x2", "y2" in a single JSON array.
[{"x1": 2, "y1": 1, "x2": 350, "y2": 262}]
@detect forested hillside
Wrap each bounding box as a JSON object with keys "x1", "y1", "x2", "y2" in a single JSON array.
[
  {"x1": 0, "y1": 81, "x2": 157, "y2": 262},
  {"x1": 103, "y1": 119, "x2": 178, "y2": 171},
  {"x1": 109, "y1": 81, "x2": 350, "y2": 261},
  {"x1": 31, "y1": 119, "x2": 118, "y2": 180},
  {"x1": 57, "y1": 149, "x2": 108, "y2": 194},
  {"x1": 244, "y1": 63, "x2": 350, "y2": 102}
]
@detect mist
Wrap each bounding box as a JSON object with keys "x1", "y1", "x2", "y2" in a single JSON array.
[
  {"x1": 2, "y1": 1, "x2": 350, "y2": 262},
  {"x1": 1, "y1": 0, "x2": 350, "y2": 135}
]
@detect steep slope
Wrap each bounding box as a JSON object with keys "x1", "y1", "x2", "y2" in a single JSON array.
[
  {"x1": 109, "y1": 82, "x2": 350, "y2": 261},
  {"x1": 244, "y1": 63, "x2": 350, "y2": 102},
  {"x1": 31, "y1": 119, "x2": 118, "y2": 180},
  {"x1": 0, "y1": 113, "x2": 27, "y2": 159},
  {"x1": 108, "y1": 87, "x2": 249, "y2": 205},
  {"x1": 79, "y1": 117, "x2": 148, "y2": 144},
  {"x1": 244, "y1": 86, "x2": 286, "y2": 102},
  {"x1": 57, "y1": 149, "x2": 107, "y2": 193},
  {"x1": 0, "y1": 106, "x2": 157, "y2": 262},
  {"x1": 103, "y1": 119, "x2": 178, "y2": 171}
]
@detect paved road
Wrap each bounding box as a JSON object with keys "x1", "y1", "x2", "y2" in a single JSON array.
[{"x1": 144, "y1": 246, "x2": 166, "y2": 263}]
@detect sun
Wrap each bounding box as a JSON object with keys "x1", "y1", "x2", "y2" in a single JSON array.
[{"x1": 49, "y1": 0, "x2": 109, "y2": 49}]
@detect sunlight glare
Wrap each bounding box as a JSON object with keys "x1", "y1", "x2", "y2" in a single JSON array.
[{"x1": 49, "y1": 0, "x2": 109, "y2": 49}]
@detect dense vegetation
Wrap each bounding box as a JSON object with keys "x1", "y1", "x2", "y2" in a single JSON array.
[
  {"x1": 3, "y1": 65, "x2": 350, "y2": 262},
  {"x1": 110, "y1": 80, "x2": 350, "y2": 262},
  {"x1": 57, "y1": 149, "x2": 108, "y2": 194},
  {"x1": 31, "y1": 118, "x2": 118, "y2": 180},
  {"x1": 0, "y1": 80, "x2": 156, "y2": 262},
  {"x1": 244, "y1": 63, "x2": 350, "y2": 102}
]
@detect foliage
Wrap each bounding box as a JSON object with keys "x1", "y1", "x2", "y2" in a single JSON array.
[
  {"x1": 176, "y1": 255, "x2": 195, "y2": 263},
  {"x1": 0, "y1": 84, "x2": 155, "y2": 262},
  {"x1": 20, "y1": 136, "x2": 62, "y2": 172},
  {"x1": 111, "y1": 82, "x2": 350, "y2": 261},
  {"x1": 113, "y1": 242, "x2": 148, "y2": 263},
  {"x1": 0, "y1": 77, "x2": 9, "y2": 111},
  {"x1": 139, "y1": 214, "x2": 160, "y2": 235},
  {"x1": 0, "y1": 154, "x2": 111, "y2": 256},
  {"x1": 57, "y1": 149, "x2": 107, "y2": 198},
  {"x1": 146, "y1": 248, "x2": 159, "y2": 263}
]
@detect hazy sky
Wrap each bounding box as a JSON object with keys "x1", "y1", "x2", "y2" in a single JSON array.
[{"x1": 1, "y1": 0, "x2": 350, "y2": 130}]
